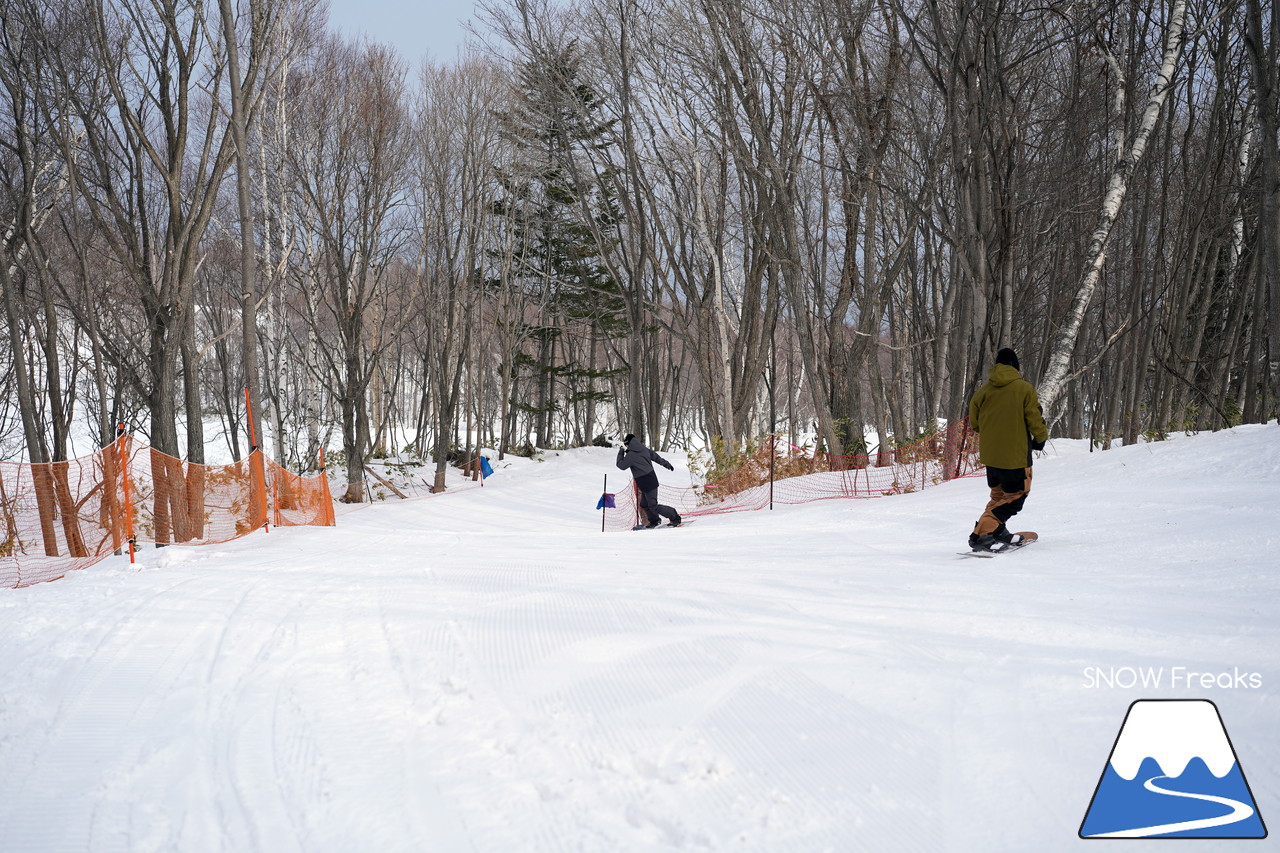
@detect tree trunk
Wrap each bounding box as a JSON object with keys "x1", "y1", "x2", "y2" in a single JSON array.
[
  {"x1": 219, "y1": 0, "x2": 267, "y2": 522},
  {"x1": 1245, "y1": 0, "x2": 1280, "y2": 411}
]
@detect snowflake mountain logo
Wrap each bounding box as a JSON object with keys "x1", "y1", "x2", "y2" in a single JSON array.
[{"x1": 1080, "y1": 699, "x2": 1267, "y2": 838}]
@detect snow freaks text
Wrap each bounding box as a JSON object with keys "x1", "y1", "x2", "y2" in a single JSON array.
[{"x1": 1082, "y1": 666, "x2": 1264, "y2": 690}]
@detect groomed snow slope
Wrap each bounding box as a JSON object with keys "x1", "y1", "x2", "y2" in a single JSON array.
[{"x1": 1, "y1": 424, "x2": 1277, "y2": 852}]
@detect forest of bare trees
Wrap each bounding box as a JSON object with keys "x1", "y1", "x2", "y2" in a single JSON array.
[{"x1": 1, "y1": 0, "x2": 1276, "y2": 500}]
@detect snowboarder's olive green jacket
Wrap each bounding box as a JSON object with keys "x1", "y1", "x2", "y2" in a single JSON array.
[{"x1": 968, "y1": 363, "x2": 1049, "y2": 470}]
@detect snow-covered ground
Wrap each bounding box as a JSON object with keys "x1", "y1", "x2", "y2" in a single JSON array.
[{"x1": 1, "y1": 424, "x2": 1277, "y2": 851}]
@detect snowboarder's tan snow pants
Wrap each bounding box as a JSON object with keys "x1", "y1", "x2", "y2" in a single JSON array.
[{"x1": 973, "y1": 466, "x2": 1032, "y2": 535}]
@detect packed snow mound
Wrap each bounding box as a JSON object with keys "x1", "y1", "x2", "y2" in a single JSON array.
[{"x1": 1039, "y1": 421, "x2": 1280, "y2": 480}]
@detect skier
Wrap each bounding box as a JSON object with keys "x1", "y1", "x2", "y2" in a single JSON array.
[
  {"x1": 967, "y1": 347, "x2": 1048, "y2": 553},
  {"x1": 616, "y1": 433, "x2": 682, "y2": 528}
]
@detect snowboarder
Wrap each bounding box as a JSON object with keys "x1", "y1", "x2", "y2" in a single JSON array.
[
  {"x1": 967, "y1": 347, "x2": 1048, "y2": 553},
  {"x1": 616, "y1": 433, "x2": 682, "y2": 528}
]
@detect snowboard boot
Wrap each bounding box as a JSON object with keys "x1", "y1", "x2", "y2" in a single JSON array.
[
  {"x1": 968, "y1": 532, "x2": 999, "y2": 553},
  {"x1": 668, "y1": 515, "x2": 682, "y2": 528},
  {"x1": 992, "y1": 524, "x2": 1026, "y2": 547}
]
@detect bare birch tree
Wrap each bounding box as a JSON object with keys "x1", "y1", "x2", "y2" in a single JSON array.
[
  {"x1": 289, "y1": 36, "x2": 411, "y2": 501},
  {"x1": 1037, "y1": 0, "x2": 1188, "y2": 419}
]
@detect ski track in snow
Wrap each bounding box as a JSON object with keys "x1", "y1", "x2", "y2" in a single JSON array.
[{"x1": 1, "y1": 425, "x2": 1278, "y2": 851}]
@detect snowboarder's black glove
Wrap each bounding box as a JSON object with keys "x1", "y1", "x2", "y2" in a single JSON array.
[
  {"x1": 1031, "y1": 438, "x2": 1046, "y2": 451},
  {"x1": 660, "y1": 460, "x2": 674, "y2": 471}
]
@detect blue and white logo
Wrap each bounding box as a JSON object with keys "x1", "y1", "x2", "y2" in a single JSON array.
[{"x1": 1080, "y1": 699, "x2": 1267, "y2": 838}]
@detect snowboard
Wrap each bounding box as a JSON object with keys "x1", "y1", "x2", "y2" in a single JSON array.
[
  {"x1": 631, "y1": 519, "x2": 695, "y2": 531},
  {"x1": 958, "y1": 531, "x2": 1037, "y2": 558}
]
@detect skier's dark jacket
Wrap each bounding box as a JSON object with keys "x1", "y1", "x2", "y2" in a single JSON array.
[
  {"x1": 616, "y1": 437, "x2": 674, "y2": 492},
  {"x1": 968, "y1": 363, "x2": 1049, "y2": 469}
]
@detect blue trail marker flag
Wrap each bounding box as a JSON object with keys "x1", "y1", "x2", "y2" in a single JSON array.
[
  {"x1": 596, "y1": 493, "x2": 616, "y2": 510},
  {"x1": 480, "y1": 457, "x2": 493, "y2": 479}
]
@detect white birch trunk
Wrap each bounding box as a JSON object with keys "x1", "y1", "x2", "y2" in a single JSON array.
[
  {"x1": 1038, "y1": 0, "x2": 1187, "y2": 417},
  {"x1": 3, "y1": 144, "x2": 74, "y2": 280},
  {"x1": 300, "y1": 234, "x2": 322, "y2": 461},
  {"x1": 1232, "y1": 104, "x2": 1255, "y2": 276}
]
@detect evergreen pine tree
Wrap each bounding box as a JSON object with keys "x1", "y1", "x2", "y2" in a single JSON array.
[{"x1": 491, "y1": 42, "x2": 628, "y2": 448}]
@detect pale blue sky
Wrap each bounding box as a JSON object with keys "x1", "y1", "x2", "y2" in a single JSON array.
[{"x1": 325, "y1": 0, "x2": 481, "y2": 67}]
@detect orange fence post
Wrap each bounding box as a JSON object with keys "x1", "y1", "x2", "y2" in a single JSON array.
[
  {"x1": 272, "y1": 469, "x2": 281, "y2": 528},
  {"x1": 244, "y1": 387, "x2": 269, "y2": 532},
  {"x1": 117, "y1": 427, "x2": 136, "y2": 564},
  {"x1": 102, "y1": 429, "x2": 123, "y2": 557},
  {"x1": 318, "y1": 448, "x2": 335, "y2": 525}
]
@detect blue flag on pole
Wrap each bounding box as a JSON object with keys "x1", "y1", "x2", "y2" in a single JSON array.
[
  {"x1": 480, "y1": 457, "x2": 493, "y2": 479},
  {"x1": 596, "y1": 493, "x2": 616, "y2": 510}
]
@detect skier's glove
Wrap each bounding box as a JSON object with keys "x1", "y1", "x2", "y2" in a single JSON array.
[
  {"x1": 661, "y1": 460, "x2": 674, "y2": 470},
  {"x1": 1031, "y1": 438, "x2": 1046, "y2": 451}
]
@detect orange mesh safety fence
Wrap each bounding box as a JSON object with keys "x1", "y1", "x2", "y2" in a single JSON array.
[
  {"x1": 266, "y1": 456, "x2": 336, "y2": 528},
  {"x1": 602, "y1": 419, "x2": 981, "y2": 531},
  {"x1": 1, "y1": 435, "x2": 335, "y2": 589}
]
